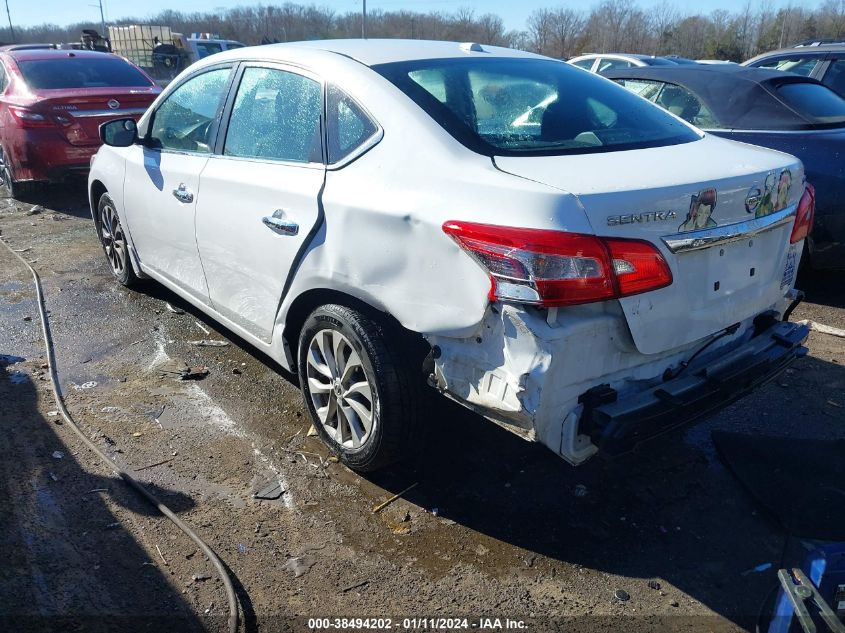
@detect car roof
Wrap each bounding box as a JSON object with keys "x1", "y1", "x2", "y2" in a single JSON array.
[
  {"x1": 570, "y1": 53, "x2": 661, "y2": 60},
  {"x1": 602, "y1": 64, "x2": 829, "y2": 128},
  {"x1": 745, "y1": 42, "x2": 845, "y2": 64},
  {"x1": 3, "y1": 48, "x2": 121, "y2": 62},
  {"x1": 603, "y1": 62, "x2": 816, "y2": 85},
  {"x1": 255, "y1": 39, "x2": 544, "y2": 66}
]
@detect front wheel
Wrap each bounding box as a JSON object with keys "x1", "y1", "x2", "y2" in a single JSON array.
[
  {"x1": 96, "y1": 193, "x2": 138, "y2": 287},
  {"x1": 298, "y1": 304, "x2": 423, "y2": 472}
]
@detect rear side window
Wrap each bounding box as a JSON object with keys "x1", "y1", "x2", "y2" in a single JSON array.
[
  {"x1": 776, "y1": 82, "x2": 845, "y2": 125},
  {"x1": 652, "y1": 83, "x2": 720, "y2": 129},
  {"x1": 615, "y1": 78, "x2": 662, "y2": 100},
  {"x1": 18, "y1": 57, "x2": 152, "y2": 89},
  {"x1": 597, "y1": 58, "x2": 634, "y2": 73},
  {"x1": 375, "y1": 57, "x2": 700, "y2": 157},
  {"x1": 224, "y1": 66, "x2": 322, "y2": 163},
  {"x1": 569, "y1": 58, "x2": 594, "y2": 70},
  {"x1": 195, "y1": 42, "x2": 223, "y2": 59},
  {"x1": 327, "y1": 85, "x2": 378, "y2": 164},
  {"x1": 822, "y1": 59, "x2": 845, "y2": 98},
  {"x1": 753, "y1": 56, "x2": 820, "y2": 77}
]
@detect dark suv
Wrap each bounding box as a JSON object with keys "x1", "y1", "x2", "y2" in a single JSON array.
[{"x1": 744, "y1": 40, "x2": 845, "y2": 98}]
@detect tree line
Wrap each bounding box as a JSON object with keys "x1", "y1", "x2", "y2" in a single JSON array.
[{"x1": 4, "y1": 0, "x2": 845, "y2": 62}]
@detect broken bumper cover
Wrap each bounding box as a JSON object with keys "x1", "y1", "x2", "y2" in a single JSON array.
[{"x1": 583, "y1": 320, "x2": 810, "y2": 456}]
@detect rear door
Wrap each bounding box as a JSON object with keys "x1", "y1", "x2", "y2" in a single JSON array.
[
  {"x1": 195, "y1": 63, "x2": 325, "y2": 342},
  {"x1": 121, "y1": 65, "x2": 234, "y2": 302}
]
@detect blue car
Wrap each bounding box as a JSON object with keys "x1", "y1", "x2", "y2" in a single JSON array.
[{"x1": 606, "y1": 65, "x2": 845, "y2": 269}]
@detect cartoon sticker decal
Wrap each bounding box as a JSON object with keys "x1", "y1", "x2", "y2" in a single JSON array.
[
  {"x1": 678, "y1": 188, "x2": 717, "y2": 232},
  {"x1": 754, "y1": 169, "x2": 792, "y2": 218}
]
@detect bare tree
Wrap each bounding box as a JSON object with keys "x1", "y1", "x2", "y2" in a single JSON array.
[{"x1": 5, "y1": 0, "x2": 845, "y2": 62}]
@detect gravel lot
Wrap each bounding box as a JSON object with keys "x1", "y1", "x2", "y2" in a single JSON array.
[{"x1": 1, "y1": 185, "x2": 843, "y2": 632}]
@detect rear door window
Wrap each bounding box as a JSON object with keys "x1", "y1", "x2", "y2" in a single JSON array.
[
  {"x1": 194, "y1": 42, "x2": 224, "y2": 59},
  {"x1": 597, "y1": 58, "x2": 634, "y2": 73},
  {"x1": 18, "y1": 57, "x2": 153, "y2": 89},
  {"x1": 223, "y1": 66, "x2": 322, "y2": 163},
  {"x1": 569, "y1": 58, "x2": 595, "y2": 71},
  {"x1": 821, "y1": 59, "x2": 845, "y2": 98},
  {"x1": 753, "y1": 56, "x2": 822, "y2": 77}
]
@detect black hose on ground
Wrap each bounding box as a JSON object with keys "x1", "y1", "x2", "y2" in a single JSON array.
[{"x1": 1, "y1": 236, "x2": 240, "y2": 633}]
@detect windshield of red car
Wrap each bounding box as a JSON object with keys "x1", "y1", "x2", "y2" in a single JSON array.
[{"x1": 17, "y1": 57, "x2": 152, "y2": 89}]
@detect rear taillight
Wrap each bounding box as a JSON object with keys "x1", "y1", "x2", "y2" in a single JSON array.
[
  {"x1": 442, "y1": 221, "x2": 673, "y2": 307},
  {"x1": 790, "y1": 184, "x2": 815, "y2": 244},
  {"x1": 8, "y1": 106, "x2": 56, "y2": 128}
]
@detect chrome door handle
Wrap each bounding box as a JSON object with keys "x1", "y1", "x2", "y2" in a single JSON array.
[
  {"x1": 172, "y1": 183, "x2": 194, "y2": 203},
  {"x1": 262, "y1": 210, "x2": 299, "y2": 236}
]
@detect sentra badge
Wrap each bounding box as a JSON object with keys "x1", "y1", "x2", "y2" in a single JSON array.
[{"x1": 606, "y1": 211, "x2": 677, "y2": 226}]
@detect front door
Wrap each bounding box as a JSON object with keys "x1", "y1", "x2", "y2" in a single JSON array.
[
  {"x1": 195, "y1": 64, "x2": 326, "y2": 342},
  {"x1": 121, "y1": 66, "x2": 233, "y2": 302}
]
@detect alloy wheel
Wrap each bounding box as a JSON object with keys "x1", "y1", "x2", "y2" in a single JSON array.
[
  {"x1": 306, "y1": 329, "x2": 376, "y2": 449},
  {"x1": 99, "y1": 202, "x2": 126, "y2": 276}
]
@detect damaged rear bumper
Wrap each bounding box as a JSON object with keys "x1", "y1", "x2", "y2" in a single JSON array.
[
  {"x1": 581, "y1": 319, "x2": 809, "y2": 456},
  {"x1": 427, "y1": 299, "x2": 809, "y2": 466}
]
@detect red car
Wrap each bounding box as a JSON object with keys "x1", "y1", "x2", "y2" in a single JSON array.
[{"x1": 0, "y1": 48, "x2": 160, "y2": 196}]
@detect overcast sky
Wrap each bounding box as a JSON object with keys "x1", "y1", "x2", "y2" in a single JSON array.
[{"x1": 11, "y1": 0, "x2": 813, "y2": 30}]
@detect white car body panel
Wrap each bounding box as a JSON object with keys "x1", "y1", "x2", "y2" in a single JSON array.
[
  {"x1": 89, "y1": 40, "x2": 808, "y2": 465},
  {"x1": 496, "y1": 135, "x2": 804, "y2": 354},
  {"x1": 196, "y1": 155, "x2": 325, "y2": 342},
  {"x1": 121, "y1": 147, "x2": 210, "y2": 302}
]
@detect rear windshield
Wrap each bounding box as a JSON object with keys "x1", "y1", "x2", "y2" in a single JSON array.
[
  {"x1": 18, "y1": 57, "x2": 152, "y2": 89},
  {"x1": 775, "y1": 82, "x2": 845, "y2": 126},
  {"x1": 374, "y1": 57, "x2": 700, "y2": 156}
]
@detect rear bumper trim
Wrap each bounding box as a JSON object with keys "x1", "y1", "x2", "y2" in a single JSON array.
[
  {"x1": 661, "y1": 205, "x2": 796, "y2": 253},
  {"x1": 585, "y1": 319, "x2": 809, "y2": 456},
  {"x1": 71, "y1": 108, "x2": 147, "y2": 118}
]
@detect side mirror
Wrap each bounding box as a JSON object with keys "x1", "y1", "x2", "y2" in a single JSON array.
[{"x1": 100, "y1": 118, "x2": 138, "y2": 147}]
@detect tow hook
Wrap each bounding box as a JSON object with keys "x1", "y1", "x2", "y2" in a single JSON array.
[{"x1": 783, "y1": 289, "x2": 805, "y2": 322}]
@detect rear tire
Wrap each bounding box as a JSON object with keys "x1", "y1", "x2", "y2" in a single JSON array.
[
  {"x1": 0, "y1": 148, "x2": 39, "y2": 200},
  {"x1": 297, "y1": 303, "x2": 424, "y2": 472},
  {"x1": 96, "y1": 192, "x2": 138, "y2": 287}
]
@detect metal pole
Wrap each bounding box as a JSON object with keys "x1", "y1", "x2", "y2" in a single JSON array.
[
  {"x1": 362, "y1": 0, "x2": 366, "y2": 39},
  {"x1": 98, "y1": 0, "x2": 106, "y2": 39},
  {"x1": 4, "y1": 0, "x2": 14, "y2": 43}
]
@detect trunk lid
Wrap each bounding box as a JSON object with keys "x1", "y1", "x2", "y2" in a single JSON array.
[
  {"x1": 31, "y1": 87, "x2": 159, "y2": 146},
  {"x1": 495, "y1": 135, "x2": 804, "y2": 355}
]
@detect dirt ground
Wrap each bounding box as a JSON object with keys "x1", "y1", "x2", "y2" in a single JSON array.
[{"x1": 1, "y1": 185, "x2": 843, "y2": 633}]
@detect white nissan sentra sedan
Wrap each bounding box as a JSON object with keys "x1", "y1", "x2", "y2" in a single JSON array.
[{"x1": 89, "y1": 39, "x2": 813, "y2": 471}]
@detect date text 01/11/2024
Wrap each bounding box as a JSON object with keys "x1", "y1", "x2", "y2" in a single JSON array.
[{"x1": 306, "y1": 617, "x2": 529, "y2": 630}]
